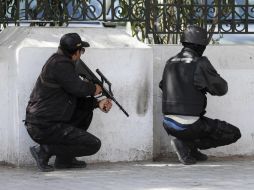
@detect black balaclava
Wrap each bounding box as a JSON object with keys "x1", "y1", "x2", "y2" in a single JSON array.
[{"x1": 182, "y1": 42, "x2": 206, "y2": 57}]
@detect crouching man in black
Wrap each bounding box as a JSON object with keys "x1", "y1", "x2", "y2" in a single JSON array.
[
  {"x1": 25, "y1": 33, "x2": 112, "y2": 171},
  {"x1": 160, "y1": 25, "x2": 241, "y2": 165}
]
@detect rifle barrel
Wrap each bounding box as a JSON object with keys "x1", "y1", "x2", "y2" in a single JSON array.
[{"x1": 112, "y1": 97, "x2": 129, "y2": 117}]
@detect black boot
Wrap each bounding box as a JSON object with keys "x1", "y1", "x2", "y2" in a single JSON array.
[
  {"x1": 191, "y1": 149, "x2": 208, "y2": 161},
  {"x1": 54, "y1": 157, "x2": 87, "y2": 169},
  {"x1": 30, "y1": 145, "x2": 53, "y2": 172},
  {"x1": 171, "y1": 138, "x2": 196, "y2": 165}
]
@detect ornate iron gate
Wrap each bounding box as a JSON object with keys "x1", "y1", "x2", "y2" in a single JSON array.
[{"x1": 1, "y1": 0, "x2": 254, "y2": 43}]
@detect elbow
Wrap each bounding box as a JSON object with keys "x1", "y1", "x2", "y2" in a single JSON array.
[
  {"x1": 221, "y1": 84, "x2": 228, "y2": 95},
  {"x1": 218, "y1": 88, "x2": 227, "y2": 96},
  {"x1": 209, "y1": 82, "x2": 228, "y2": 96},
  {"x1": 216, "y1": 83, "x2": 228, "y2": 96}
]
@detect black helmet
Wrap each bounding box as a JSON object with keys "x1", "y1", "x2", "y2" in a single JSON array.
[
  {"x1": 60, "y1": 33, "x2": 90, "y2": 53},
  {"x1": 180, "y1": 25, "x2": 208, "y2": 46}
]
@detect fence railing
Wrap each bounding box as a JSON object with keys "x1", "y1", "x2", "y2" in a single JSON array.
[
  {"x1": 0, "y1": 0, "x2": 147, "y2": 25},
  {"x1": 1, "y1": 0, "x2": 254, "y2": 42},
  {"x1": 149, "y1": 1, "x2": 254, "y2": 34}
]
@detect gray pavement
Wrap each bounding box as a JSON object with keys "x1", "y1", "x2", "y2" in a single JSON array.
[{"x1": 1, "y1": 158, "x2": 254, "y2": 190}]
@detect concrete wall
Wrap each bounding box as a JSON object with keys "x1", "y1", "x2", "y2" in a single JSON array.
[
  {"x1": 0, "y1": 27, "x2": 153, "y2": 165},
  {"x1": 153, "y1": 45, "x2": 254, "y2": 158},
  {"x1": 1, "y1": 26, "x2": 254, "y2": 165}
]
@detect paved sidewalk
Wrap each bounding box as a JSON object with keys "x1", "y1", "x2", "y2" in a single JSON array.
[{"x1": 1, "y1": 158, "x2": 254, "y2": 190}]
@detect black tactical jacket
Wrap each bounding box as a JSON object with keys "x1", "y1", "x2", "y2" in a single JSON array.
[
  {"x1": 25, "y1": 49, "x2": 97, "y2": 124},
  {"x1": 160, "y1": 47, "x2": 228, "y2": 116}
]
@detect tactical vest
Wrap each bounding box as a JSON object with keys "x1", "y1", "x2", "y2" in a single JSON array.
[{"x1": 161, "y1": 48, "x2": 206, "y2": 116}]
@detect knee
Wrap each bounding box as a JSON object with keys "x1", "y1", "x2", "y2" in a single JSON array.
[
  {"x1": 95, "y1": 138, "x2": 101, "y2": 152},
  {"x1": 233, "y1": 127, "x2": 241, "y2": 142},
  {"x1": 216, "y1": 123, "x2": 241, "y2": 145},
  {"x1": 90, "y1": 137, "x2": 101, "y2": 154},
  {"x1": 227, "y1": 126, "x2": 241, "y2": 143},
  {"x1": 222, "y1": 121, "x2": 241, "y2": 142}
]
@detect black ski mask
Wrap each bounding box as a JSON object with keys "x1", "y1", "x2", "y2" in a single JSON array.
[{"x1": 182, "y1": 42, "x2": 206, "y2": 57}]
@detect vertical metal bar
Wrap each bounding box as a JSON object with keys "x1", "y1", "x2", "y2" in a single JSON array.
[
  {"x1": 204, "y1": 0, "x2": 208, "y2": 30},
  {"x1": 25, "y1": 0, "x2": 28, "y2": 20},
  {"x1": 102, "y1": 0, "x2": 106, "y2": 21},
  {"x1": 80, "y1": 0, "x2": 84, "y2": 21},
  {"x1": 245, "y1": 0, "x2": 249, "y2": 32},
  {"x1": 83, "y1": 0, "x2": 87, "y2": 21},
  {"x1": 111, "y1": 0, "x2": 114, "y2": 21},
  {"x1": 163, "y1": 0, "x2": 166, "y2": 33},
  {"x1": 16, "y1": 0, "x2": 20, "y2": 25},
  {"x1": 176, "y1": 0, "x2": 181, "y2": 34},
  {"x1": 232, "y1": 0, "x2": 235, "y2": 33},
  {"x1": 0, "y1": 1, "x2": 3, "y2": 27},
  {"x1": 62, "y1": 0, "x2": 67, "y2": 23},
  {"x1": 217, "y1": 0, "x2": 221, "y2": 34},
  {"x1": 145, "y1": 0, "x2": 151, "y2": 39},
  {"x1": 175, "y1": 0, "x2": 178, "y2": 44},
  {"x1": 128, "y1": 0, "x2": 132, "y2": 23}
]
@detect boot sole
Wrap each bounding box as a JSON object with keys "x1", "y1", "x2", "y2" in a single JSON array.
[{"x1": 30, "y1": 147, "x2": 54, "y2": 172}]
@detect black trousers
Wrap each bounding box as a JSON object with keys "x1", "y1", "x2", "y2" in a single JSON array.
[
  {"x1": 26, "y1": 100, "x2": 101, "y2": 158},
  {"x1": 163, "y1": 116, "x2": 241, "y2": 150}
]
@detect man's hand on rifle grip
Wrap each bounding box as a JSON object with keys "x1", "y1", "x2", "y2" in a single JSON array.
[
  {"x1": 99, "y1": 99, "x2": 112, "y2": 113},
  {"x1": 94, "y1": 84, "x2": 102, "y2": 96}
]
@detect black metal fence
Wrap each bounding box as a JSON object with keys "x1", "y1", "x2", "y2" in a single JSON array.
[
  {"x1": 1, "y1": 0, "x2": 254, "y2": 38},
  {"x1": 0, "y1": 0, "x2": 147, "y2": 24},
  {"x1": 149, "y1": 0, "x2": 254, "y2": 34}
]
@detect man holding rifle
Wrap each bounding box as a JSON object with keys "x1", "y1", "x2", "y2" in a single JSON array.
[{"x1": 25, "y1": 33, "x2": 112, "y2": 172}]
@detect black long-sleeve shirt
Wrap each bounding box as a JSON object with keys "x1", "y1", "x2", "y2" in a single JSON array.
[
  {"x1": 193, "y1": 56, "x2": 228, "y2": 96},
  {"x1": 26, "y1": 49, "x2": 97, "y2": 124},
  {"x1": 160, "y1": 47, "x2": 228, "y2": 116}
]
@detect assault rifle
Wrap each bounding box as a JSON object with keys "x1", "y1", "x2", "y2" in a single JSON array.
[{"x1": 75, "y1": 59, "x2": 129, "y2": 117}]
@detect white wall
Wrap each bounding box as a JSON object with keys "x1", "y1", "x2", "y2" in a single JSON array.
[
  {"x1": 1, "y1": 27, "x2": 254, "y2": 165},
  {"x1": 0, "y1": 27, "x2": 153, "y2": 165},
  {"x1": 152, "y1": 45, "x2": 254, "y2": 157}
]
